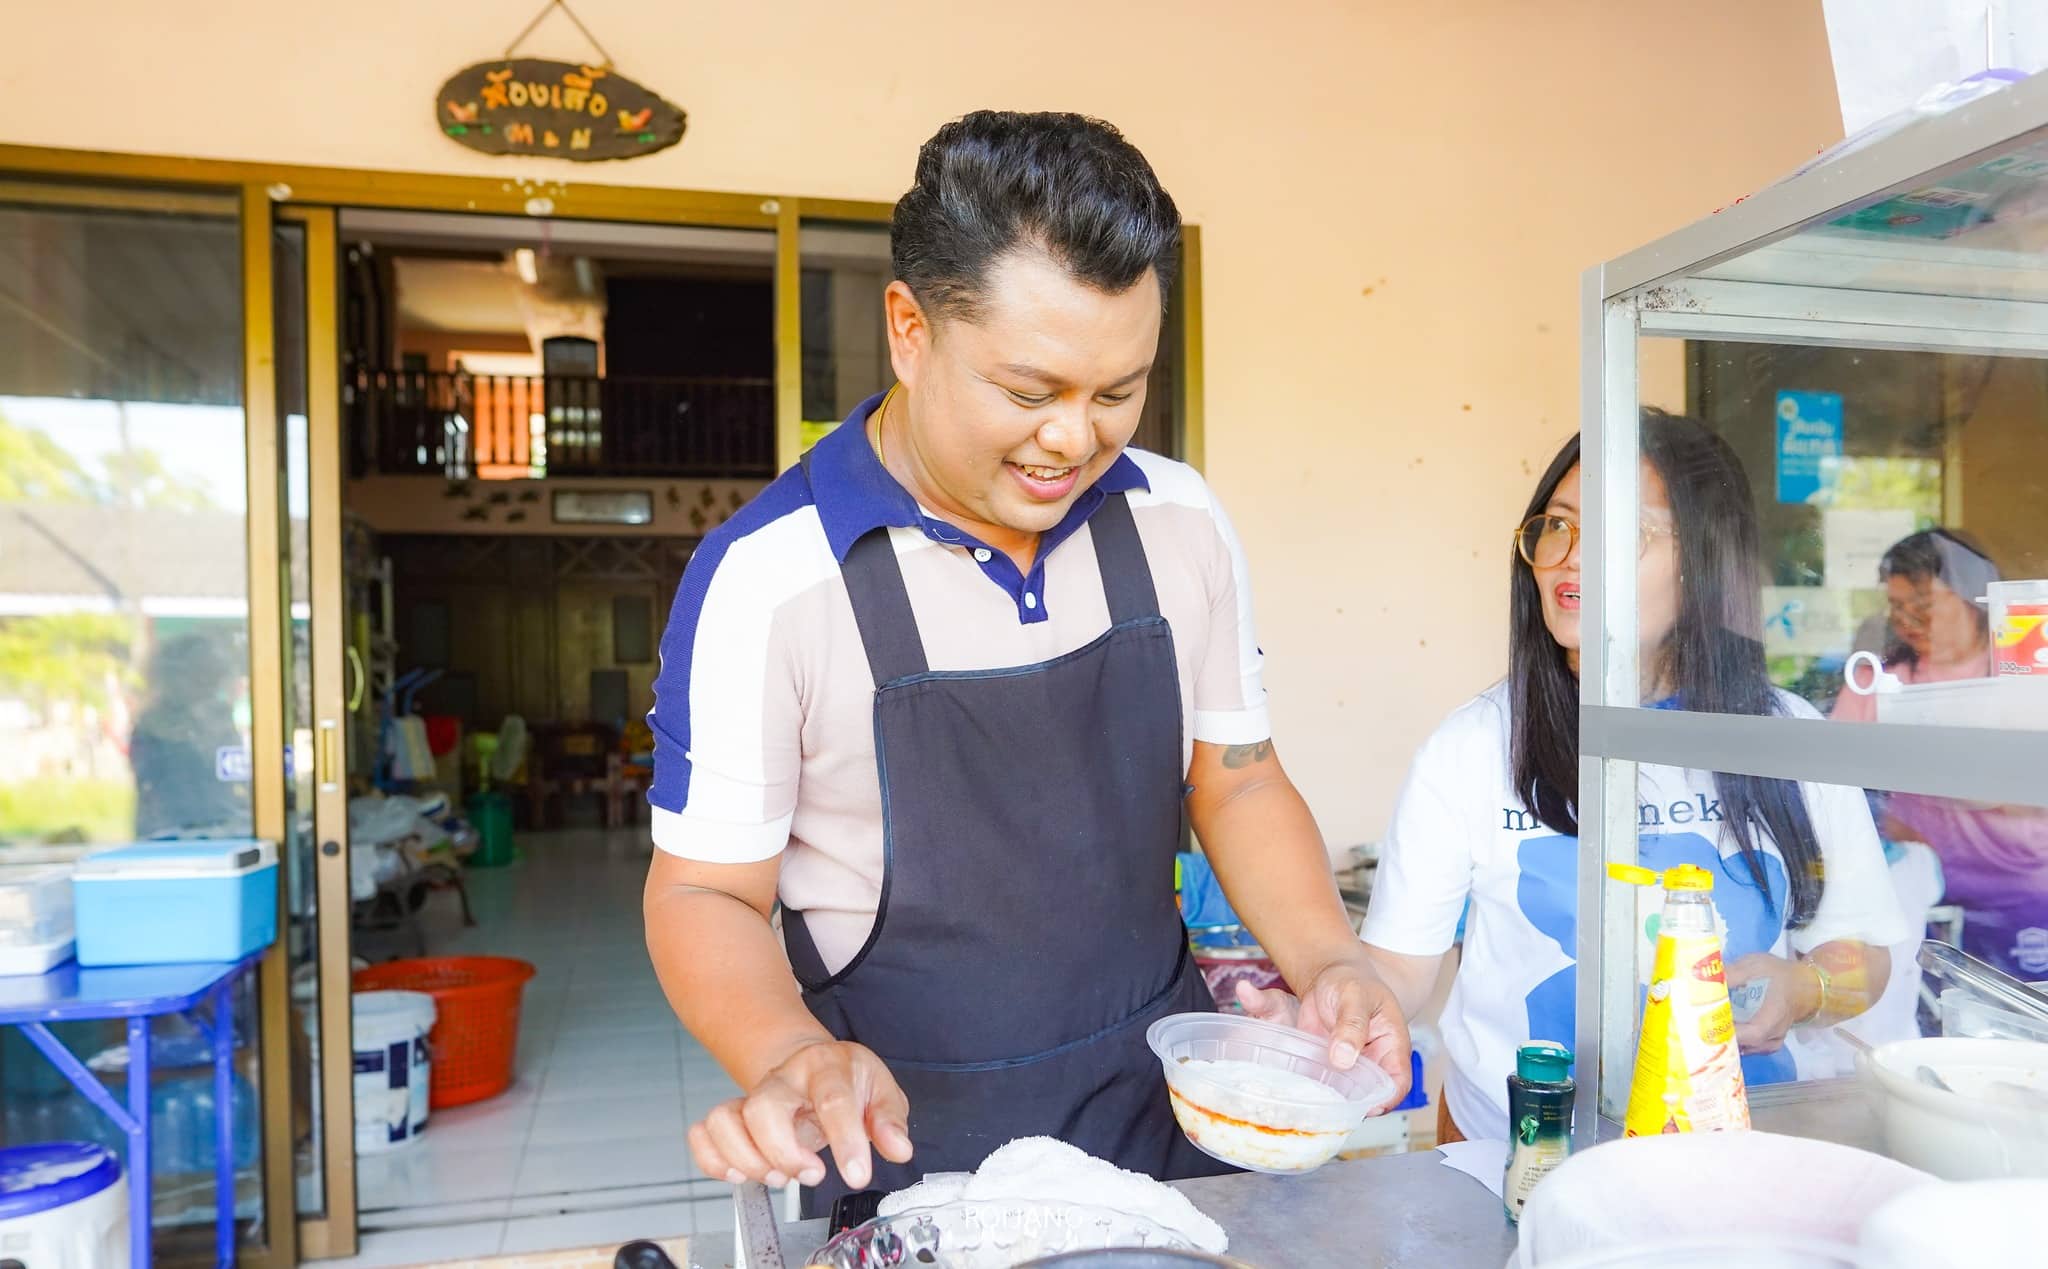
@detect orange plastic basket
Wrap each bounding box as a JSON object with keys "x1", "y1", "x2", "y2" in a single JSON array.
[{"x1": 353, "y1": 956, "x2": 536, "y2": 1109}]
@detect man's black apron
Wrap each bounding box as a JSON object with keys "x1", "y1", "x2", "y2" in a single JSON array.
[{"x1": 782, "y1": 485, "x2": 1228, "y2": 1217}]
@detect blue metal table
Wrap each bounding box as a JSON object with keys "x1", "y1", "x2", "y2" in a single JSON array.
[{"x1": 0, "y1": 955, "x2": 262, "y2": 1268}]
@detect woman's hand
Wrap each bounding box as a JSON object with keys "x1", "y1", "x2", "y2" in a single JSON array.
[
  {"x1": 1725, "y1": 953, "x2": 1821, "y2": 1053},
  {"x1": 687, "y1": 1039, "x2": 913, "y2": 1192},
  {"x1": 1235, "y1": 954, "x2": 1413, "y2": 1102}
]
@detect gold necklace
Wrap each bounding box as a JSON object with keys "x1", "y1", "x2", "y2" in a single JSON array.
[{"x1": 870, "y1": 384, "x2": 898, "y2": 468}]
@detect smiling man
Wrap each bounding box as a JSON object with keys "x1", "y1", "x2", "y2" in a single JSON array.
[{"x1": 643, "y1": 111, "x2": 1410, "y2": 1215}]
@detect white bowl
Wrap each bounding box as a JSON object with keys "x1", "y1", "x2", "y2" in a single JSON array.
[
  {"x1": 1145, "y1": 1012, "x2": 1395, "y2": 1175},
  {"x1": 1511, "y1": 1131, "x2": 1932, "y2": 1268},
  {"x1": 1856, "y1": 1179, "x2": 2045, "y2": 1269},
  {"x1": 1858, "y1": 1036, "x2": 2048, "y2": 1180}
]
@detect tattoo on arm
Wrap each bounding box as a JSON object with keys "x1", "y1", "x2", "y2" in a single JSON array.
[{"x1": 1220, "y1": 740, "x2": 1274, "y2": 770}]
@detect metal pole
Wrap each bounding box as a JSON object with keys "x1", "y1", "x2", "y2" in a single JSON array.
[
  {"x1": 128, "y1": 1015, "x2": 153, "y2": 1269},
  {"x1": 213, "y1": 976, "x2": 238, "y2": 1266}
]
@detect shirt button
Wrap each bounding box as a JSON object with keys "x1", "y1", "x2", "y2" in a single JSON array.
[
  {"x1": 1024, "y1": 593, "x2": 1039, "y2": 610},
  {"x1": 973, "y1": 548, "x2": 992, "y2": 563}
]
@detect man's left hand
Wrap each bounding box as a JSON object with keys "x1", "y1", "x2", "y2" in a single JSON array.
[{"x1": 1236, "y1": 955, "x2": 1412, "y2": 1102}]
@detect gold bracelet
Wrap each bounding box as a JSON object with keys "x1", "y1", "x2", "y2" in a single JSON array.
[{"x1": 1796, "y1": 959, "x2": 1833, "y2": 1027}]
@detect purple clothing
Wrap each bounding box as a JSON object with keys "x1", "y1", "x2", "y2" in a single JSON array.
[
  {"x1": 1832, "y1": 654, "x2": 2048, "y2": 977},
  {"x1": 1888, "y1": 793, "x2": 2048, "y2": 977}
]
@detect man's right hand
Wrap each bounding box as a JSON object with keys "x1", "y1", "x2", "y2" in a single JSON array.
[{"x1": 688, "y1": 1039, "x2": 913, "y2": 1192}]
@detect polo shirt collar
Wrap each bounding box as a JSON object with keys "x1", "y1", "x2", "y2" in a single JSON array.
[{"x1": 807, "y1": 391, "x2": 1150, "y2": 562}]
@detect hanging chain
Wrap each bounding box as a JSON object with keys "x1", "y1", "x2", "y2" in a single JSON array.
[{"x1": 503, "y1": 0, "x2": 617, "y2": 69}]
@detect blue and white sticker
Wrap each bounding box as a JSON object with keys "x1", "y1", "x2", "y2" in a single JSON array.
[
  {"x1": 1776, "y1": 390, "x2": 1844, "y2": 505},
  {"x1": 214, "y1": 746, "x2": 252, "y2": 783}
]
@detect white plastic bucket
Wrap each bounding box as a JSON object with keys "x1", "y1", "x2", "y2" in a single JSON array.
[
  {"x1": 0, "y1": 1142, "x2": 129, "y2": 1269},
  {"x1": 352, "y1": 990, "x2": 436, "y2": 1153}
]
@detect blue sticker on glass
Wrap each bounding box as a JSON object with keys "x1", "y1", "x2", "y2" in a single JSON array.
[
  {"x1": 214, "y1": 745, "x2": 252, "y2": 783},
  {"x1": 1775, "y1": 390, "x2": 1843, "y2": 505}
]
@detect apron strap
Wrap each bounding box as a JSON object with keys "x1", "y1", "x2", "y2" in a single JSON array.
[
  {"x1": 780, "y1": 905, "x2": 834, "y2": 989},
  {"x1": 840, "y1": 528, "x2": 931, "y2": 684},
  {"x1": 803, "y1": 446, "x2": 932, "y2": 686},
  {"x1": 1090, "y1": 492, "x2": 1162, "y2": 623}
]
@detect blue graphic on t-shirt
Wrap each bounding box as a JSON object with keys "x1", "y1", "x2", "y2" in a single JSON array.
[{"x1": 1514, "y1": 825, "x2": 1797, "y2": 1087}]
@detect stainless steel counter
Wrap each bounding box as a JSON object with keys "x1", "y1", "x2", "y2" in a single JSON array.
[{"x1": 691, "y1": 1149, "x2": 1519, "y2": 1268}]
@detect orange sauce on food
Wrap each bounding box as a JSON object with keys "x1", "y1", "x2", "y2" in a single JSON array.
[{"x1": 1168, "y1": 1086, "x2": 1329, "y2": 1139}]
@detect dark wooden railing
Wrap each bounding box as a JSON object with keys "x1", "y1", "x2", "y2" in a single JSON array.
[{"x1": 347, "y1": 368, "x2": 775, "y2": 479}]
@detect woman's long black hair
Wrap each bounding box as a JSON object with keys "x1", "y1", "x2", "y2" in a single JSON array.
[{"x1": 1508, "y1": 409, "x2": 1824, "y2": 927}]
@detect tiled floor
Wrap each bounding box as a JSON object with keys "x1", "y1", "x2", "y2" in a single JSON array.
[{"x1": 325, "y1": 828, "x2": 742, "y2": 1267}]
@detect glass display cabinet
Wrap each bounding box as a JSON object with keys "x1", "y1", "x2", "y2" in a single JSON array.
[{"x1": 1576, "y1": 69, "x2": 2048, "y2": 1151}]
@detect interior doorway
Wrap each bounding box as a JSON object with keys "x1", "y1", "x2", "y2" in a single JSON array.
[{"x1": 315, "y1": 207, "x2": 798, "y2": 1263}]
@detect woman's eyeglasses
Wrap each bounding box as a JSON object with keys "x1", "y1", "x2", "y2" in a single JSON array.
[
  {"x1": 1514, "y1": 514, "x2": 1677, "y2": 568},
  {"x1": 1884, "y1": 581, "x2": 1946, "y2": 629}
]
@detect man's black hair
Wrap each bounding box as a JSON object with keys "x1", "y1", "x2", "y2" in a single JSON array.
[{"x1": 892, "y1": 111, "x2": 1181, "y2": 320}]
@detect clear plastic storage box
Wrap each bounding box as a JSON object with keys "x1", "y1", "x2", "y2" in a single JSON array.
[{"x1": 0, "y1": 865, "x2": 77, "y2": 976}]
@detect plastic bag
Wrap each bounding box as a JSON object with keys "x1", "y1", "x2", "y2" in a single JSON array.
[
  {"x1": 1794, "y1": 68, "x2": 2029, "y2": 180},
  {"x1": 347, "y1": 793, "x2": 450, "y2": 848},
  {"x1": 1823, "y1": 1, "x2": 2048, "y2": 134}
]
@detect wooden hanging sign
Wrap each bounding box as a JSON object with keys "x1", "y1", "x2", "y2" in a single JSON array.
[{"x1": 436, "y1": 59, "x2": 686, "y2": 161}]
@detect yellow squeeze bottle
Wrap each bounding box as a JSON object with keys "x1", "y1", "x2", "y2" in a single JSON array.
[{"x1": 1607, "y1": 863, "x2": 1751, "y2": 1136}]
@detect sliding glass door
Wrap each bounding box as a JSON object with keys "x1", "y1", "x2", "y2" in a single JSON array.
[{"x1": 0, "y1": 179, "x2": 300, "y2": 1266}]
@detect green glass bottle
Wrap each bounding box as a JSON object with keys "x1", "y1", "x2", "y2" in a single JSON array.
[{"x1": 1504, "y1": 1040, "x2": 1574, "y2": 1222}]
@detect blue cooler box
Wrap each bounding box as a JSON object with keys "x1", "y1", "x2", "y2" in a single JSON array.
[{"x1": 73, "y1": 840, "x2": 278, "y2": 966}]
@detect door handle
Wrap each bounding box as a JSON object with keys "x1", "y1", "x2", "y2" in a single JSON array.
[
  {"x1": 345, "y1": 645, "x2": 367, "y2": 712},
  {"x1": 317, "y1": 719, "x2": 341, "y2": 793}
]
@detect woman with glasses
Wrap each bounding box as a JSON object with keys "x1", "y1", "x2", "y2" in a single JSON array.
[
  {"x1": 1833, "y1": 529, "x2": 2000, "y2": 718},
  {"x1": 1831, "y1": 530, "x2": 2048, "y2": 981},
  {"x1": 1245, "y1": 409, "x2": 1911, "y2": 1142}
]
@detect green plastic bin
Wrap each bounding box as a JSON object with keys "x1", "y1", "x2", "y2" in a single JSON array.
[{"x1": 466, "y1": 791, "x2": 515, "y2": 868}]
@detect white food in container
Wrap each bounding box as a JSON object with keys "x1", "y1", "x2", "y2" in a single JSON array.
[
  {"x1": 1147, "y1": 1013, "x2": 1395, "y2": 1175},
  {"x1": 877, "y1": 1137, "x2": 1228, "y2": 1254},
  {"x1": 834, "y1": 1138, "x2": 1231, "y2": 1268}
]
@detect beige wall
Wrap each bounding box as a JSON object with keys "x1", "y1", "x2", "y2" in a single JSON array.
[
  {"x1": 0, "y1": 1, "x2": 1844, "y2": 848},
  {"x1": 1953, "y1": 356, "x2": 2048, "y2": 580}
]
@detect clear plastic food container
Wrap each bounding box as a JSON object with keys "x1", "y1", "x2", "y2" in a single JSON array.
[
  {"x1": 1146, "y1": 1012, "x2": 1396, "y2": 1175},
  {"x1": 0, "y1": 864, "x2": 76, "y2": 975},
  {"x1": 1940, "y1": 985, "x2": 2048, "y2": 1045}
]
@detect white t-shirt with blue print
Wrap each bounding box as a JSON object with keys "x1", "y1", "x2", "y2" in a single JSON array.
[{"x1": 1362, "y1": 681, "x2": 1912, "y2": 1143}]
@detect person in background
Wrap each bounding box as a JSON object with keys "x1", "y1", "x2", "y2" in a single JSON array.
[
  {"x1": 1248, "y1": 411, "x2": 1914, "y2": 1142},
  {"x1": 1831, "y1": 530, "x2": 2048, "y2": 981},
  {"x1": 130, "y1": 630, "x2": 247, "y2": 839},
  {"x1": 1832, "y1": 530, "x2": 2000, "y2": 722}
]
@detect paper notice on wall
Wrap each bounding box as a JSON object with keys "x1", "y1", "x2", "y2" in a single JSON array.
[
  {"x1": 1822, "y1": 1, "x2": 2048, "y2": 133},
  {"x1": 1824, "y1": 508, "x2": 1920, "y2": 590}
]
